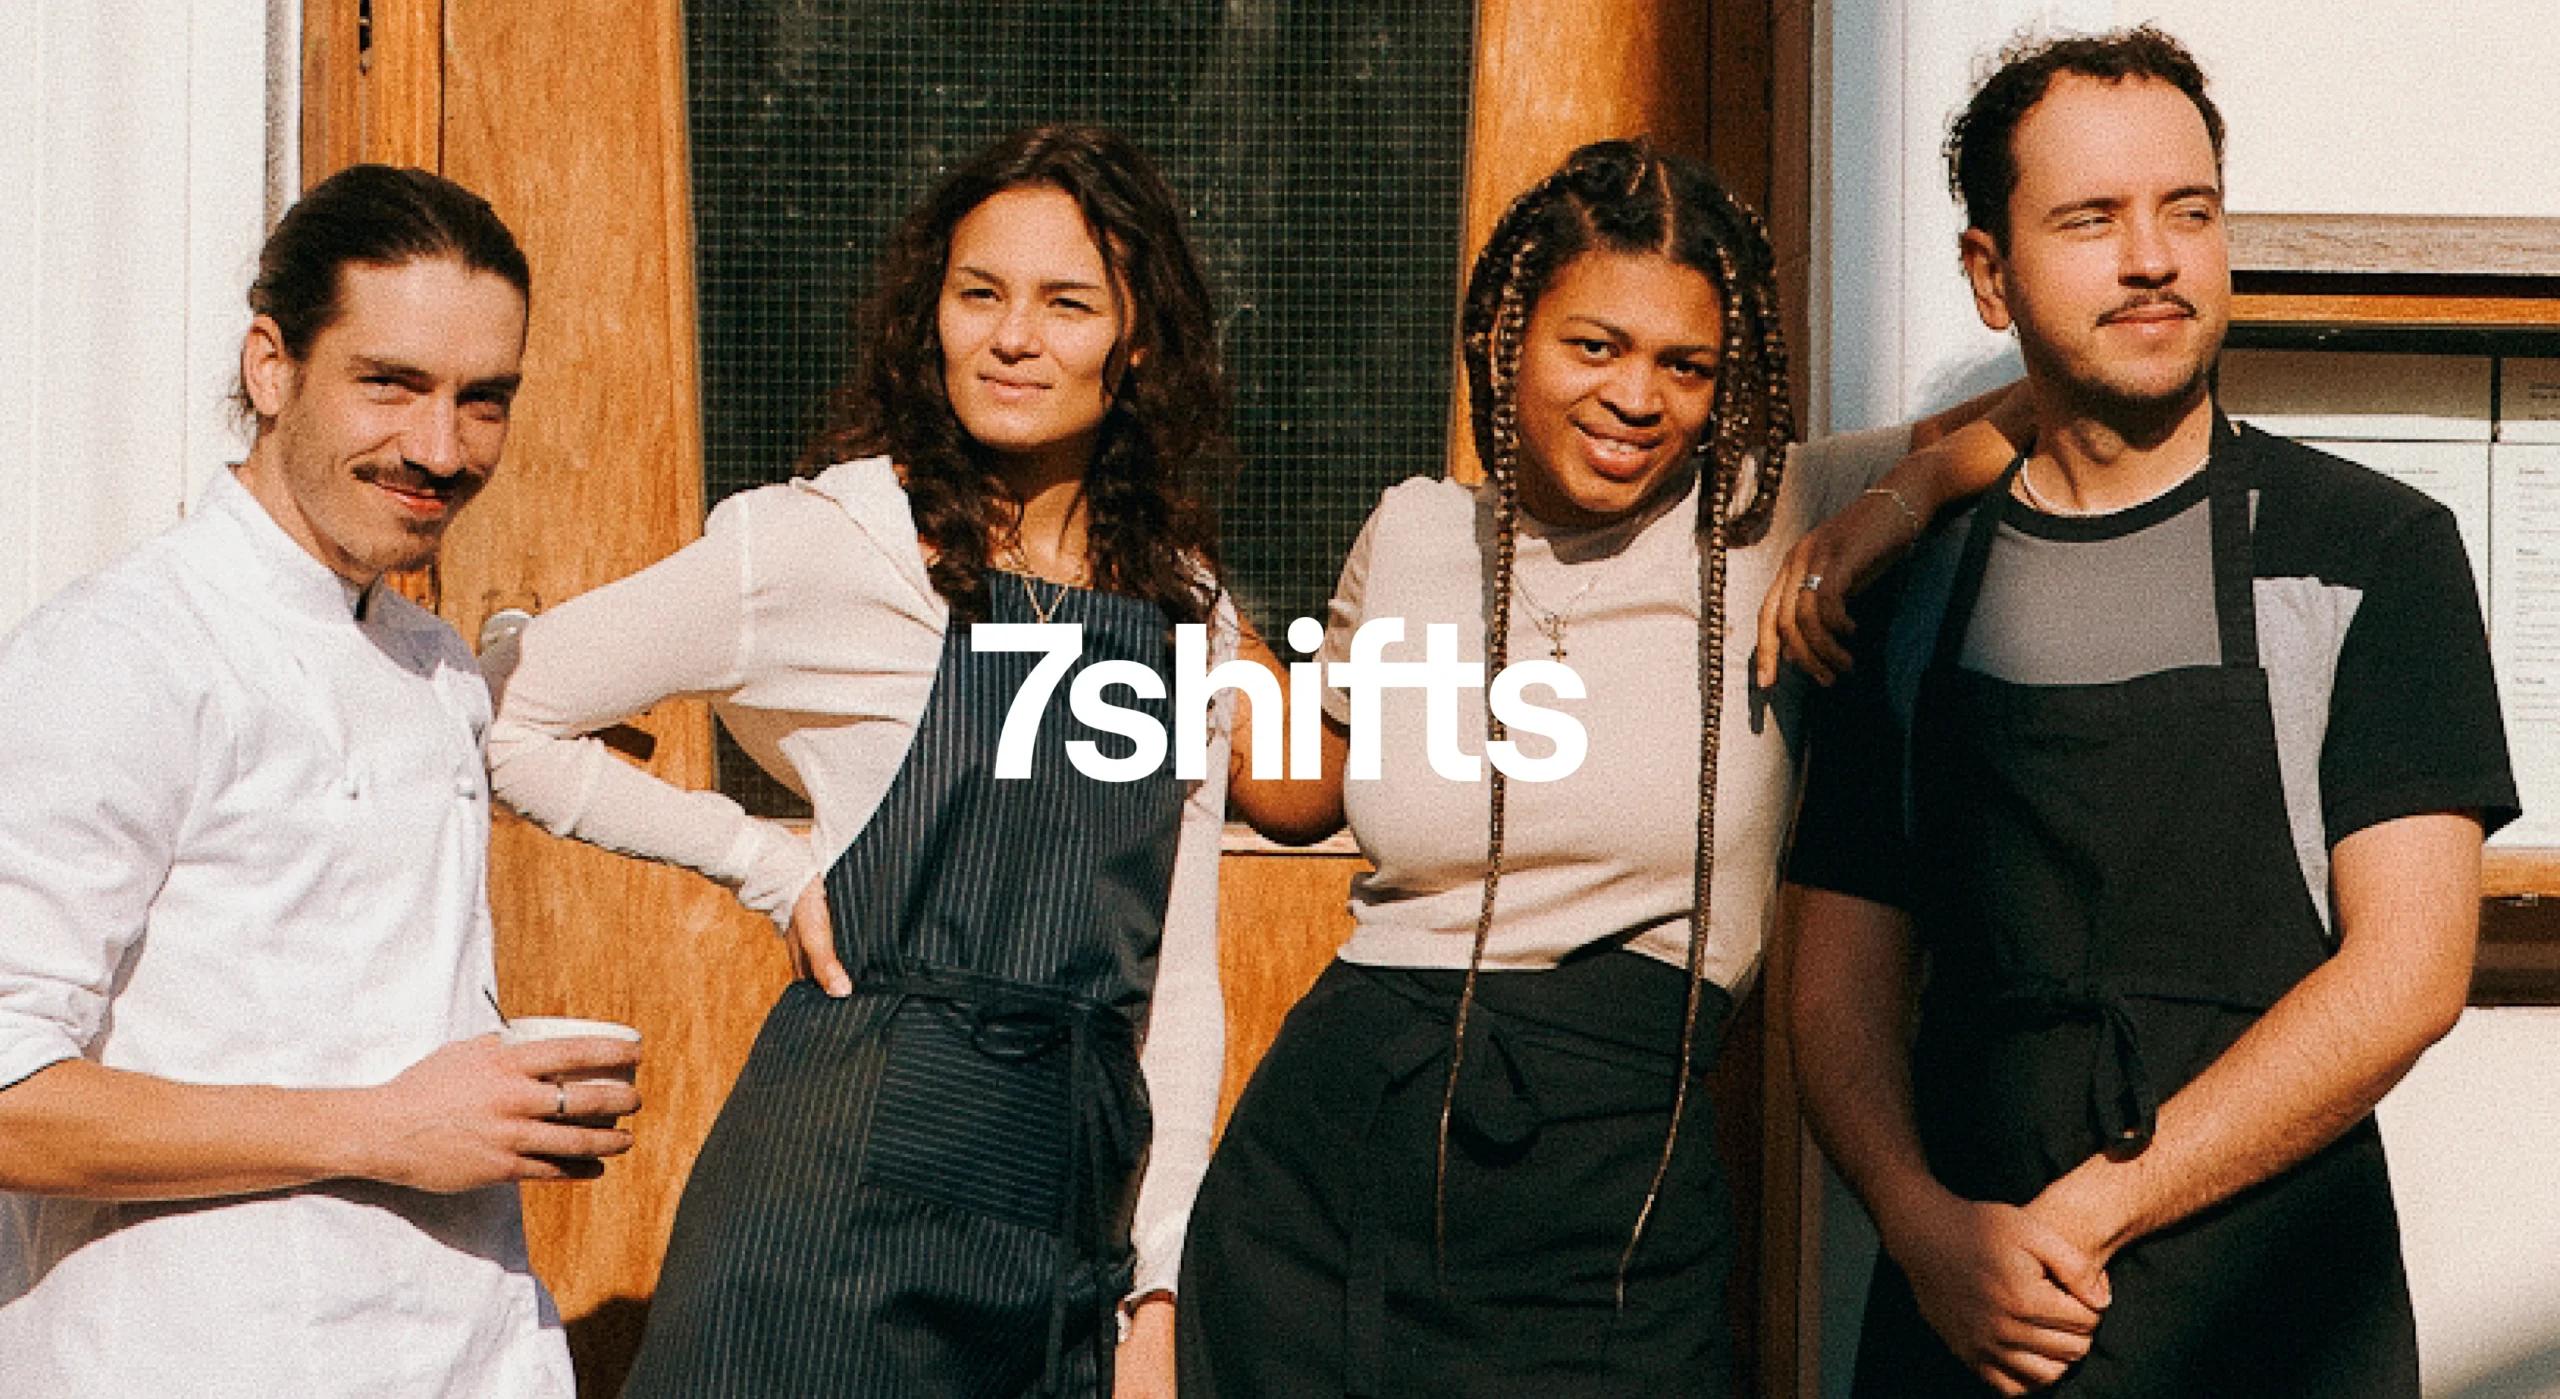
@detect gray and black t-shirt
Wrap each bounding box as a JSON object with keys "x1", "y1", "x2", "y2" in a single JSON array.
[{"x1": 1790, "y1": 425, "x2": 2520, "y2": 933}]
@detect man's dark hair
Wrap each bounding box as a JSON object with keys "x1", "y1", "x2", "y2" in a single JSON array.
[
  {"x1": 235, "y1": 164, "x2": 530, "y2": 416},
  {"x1": 1947, "y1": 25, "x2": 2224, "y2": 247}
]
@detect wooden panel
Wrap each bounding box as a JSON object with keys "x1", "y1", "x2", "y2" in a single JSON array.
[
  {"x1": 2477, "y1": 897, "x2": 2560, "y2": 1005},
  {"x1": 2234, "y1": 289, "x2": 2560, "y2": 329},
  {"x1": 1756, "y1": 4, "x2": 1816, "y2": 1392},
  {"x1": 1449, "y1": 0, "x2": 1712, "y2": 483},
  {"x1": 300, "y1": 0, "x2": 443, "y2": 182},
  {"x1": 2232, "y1": 213, "x2": 2560, "y2": 279},
  {"x1": 1214, "y1": 850, "x2": 1363, "y2": 1128},
  {"x1": 436, "y1": 4, "x2": 760, "y2": 1394},
  {"x1": 1706, "y1": 0, "x2": 1772, "y2": 215},
  {"x1": 2486, "y1": 849, "x2": 2560, "y2": 901},
  {"x1": 299, "y1": 0, "x2": 362, "y2": 181},
  {"x1": 1766, "y1": 0, "x2": 1815, "y2": 427},
  {"x1": 2478, "y1": 854, "x2": 2560, "y2": 1007}
]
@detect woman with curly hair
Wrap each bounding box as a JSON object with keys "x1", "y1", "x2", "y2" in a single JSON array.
[
  {"x1": 487, "y1": 123, "x2": 1235, "y2": 1398},
  {"x1": 1176, "y1": 139, "x2": 2021, "y2": 1395}
]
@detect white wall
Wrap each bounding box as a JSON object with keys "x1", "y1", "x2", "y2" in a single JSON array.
[
  {"x1": 2133, "y1": 1, "x2": 2560, "y2": 219},
  {"x1": 0, "y1": 0, "x2": 282, "y2": 632},
  {"x1": 1813, "y1": 5, "x2": 2560, "y2": 1396}
]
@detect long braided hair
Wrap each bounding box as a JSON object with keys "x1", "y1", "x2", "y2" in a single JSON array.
[
  {"x1": 802, "y1": 124, "x2": 1232, "y2": 625},
  {"x1": 1444, "y1": 139, "x2": 1796, "y2": 1304}
]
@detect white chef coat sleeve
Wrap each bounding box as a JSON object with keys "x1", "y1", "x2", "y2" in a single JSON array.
[
  {"x1": 1125, "y1": 589, "x2": 1233, "y2": 1301},
  {"x1": 0, "y1": 595, "x2": 200, "y2": 1091}
]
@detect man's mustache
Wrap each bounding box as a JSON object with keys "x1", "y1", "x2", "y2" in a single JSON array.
[
  {"x1": 2097, "y1": 292, "x2": 2198, "y2": 325},
  {"x1": 352, "y1": 463, "x2": 470, "y2": 498}
]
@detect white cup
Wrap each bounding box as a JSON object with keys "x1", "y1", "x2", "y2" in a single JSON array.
[{"x1": 499, "y1": 1016, "x2": 642, "y2": 1094}]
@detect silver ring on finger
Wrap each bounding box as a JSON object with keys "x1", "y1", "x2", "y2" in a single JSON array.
[
  {"x1": 553, "y1": 1082, "x2": 568, "y2": 1118},
  {"x1": 1800, "y1": 573, "x2": 1825, "y2": 592}
]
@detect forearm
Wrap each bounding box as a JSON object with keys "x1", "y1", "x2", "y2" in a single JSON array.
[
  {"x1": 0, "y1": 1059, "x2": 369, "y2": 1200},
  {"x1": 488, "y1": 529, "x2": 818, "y2": 922},
  {"x1": 492, "y1": 718, "x2": 816, "y2": 923},
  {"x1": 1784, "y1": 885, "x2": 1946, "y2": 1238},
  {"x1": 2035, "y1": 814, "x2": 2480, "y2": 1258},
  {"x1": 2034, "y1": 948, "x2": 2460, "y2": 1256},
  {"x1": 1881, "y1": 394, "x2": 2029, "y2": 521},
  {"x1": 1222, "y1": 615, "x2": 1346, "y2": 842},
  {"x1": 1127, "y1": 707, "x2": 1232, "y2": 1297}
]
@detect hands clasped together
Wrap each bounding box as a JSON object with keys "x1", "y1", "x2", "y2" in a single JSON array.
[{"x1": 1881, "y1": 1187, "x2": 2114, "y2": 1396}]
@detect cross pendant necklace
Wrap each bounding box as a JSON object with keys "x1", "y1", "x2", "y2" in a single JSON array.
[
  {"x1": 1533, "y1": 613, "x2": 1570, "y2": 661},
  {"x1": 1513, "y1": 566, "x2": 1601, "y2": 663}
]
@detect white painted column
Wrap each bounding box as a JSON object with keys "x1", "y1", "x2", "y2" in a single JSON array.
[{"x1": 0, "y1": 0, "x2": 278, "y2": 631}]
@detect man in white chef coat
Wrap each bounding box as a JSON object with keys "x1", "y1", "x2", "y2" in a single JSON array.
[{"x1": 0, "y1": 164, "x2": 640, "y2": 1397}]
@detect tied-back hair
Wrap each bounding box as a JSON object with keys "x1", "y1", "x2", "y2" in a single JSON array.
[
  {"x1": 232, "y1": 163, "x2": 530, "y2": 424},
  {"x1": 1446, "y1": 138, "x2": 1796, "y2": 1305},
  {"x1": 802, "y1": 123, "x2": 1233, "y2": 625}
]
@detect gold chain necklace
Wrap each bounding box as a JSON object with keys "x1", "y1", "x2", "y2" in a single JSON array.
[
  {"x1": 1510, "y1": 568, "x2": 1600, "y2": 661},
  {"x1": 997, "y1": 541, "x2": 1072, "y2": 624}
]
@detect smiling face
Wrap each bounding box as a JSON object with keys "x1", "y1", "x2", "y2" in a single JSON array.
[
  {"x1": 936, "y1": 184, "x2": 1129, "y2": 478},
  {"x1": 1511, "y1": 250, "x2": 1724, "y2": 528},
  {"x1": 1962, "y1": 74, "x2": 2229, "y2": 424},
  {"x1": 237, "y1": 256, "x2": 527, "y2": 585}
]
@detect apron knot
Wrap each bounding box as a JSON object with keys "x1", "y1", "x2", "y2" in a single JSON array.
[
  {"x1": 1992, "y1": 978, "x2": 2161, "y2": 1153},
  {"x1": 862, "y1": 968, "x2": 1140, "y2": 1397}
]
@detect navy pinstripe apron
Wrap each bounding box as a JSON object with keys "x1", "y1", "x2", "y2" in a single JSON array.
[
  {"x1": 624, "y1": 579, "x2": 1181, "y2": 1399},
  {"x1": 1852, "y1": 436, "x2": 2419, "y2": 1396}
]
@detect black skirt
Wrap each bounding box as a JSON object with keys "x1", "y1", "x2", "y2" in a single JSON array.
[{"x1": 1179, "y1": 950, "x2": 1738, "y2": 1398}]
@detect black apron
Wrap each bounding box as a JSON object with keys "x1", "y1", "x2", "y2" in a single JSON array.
[
  {"x1": 1179, "y1": 952, "x2": 1739, "y2": 1398},
  {"x1": 625, "y1": 579, "x2": 1182, "y2": 1399},
  {"x1": 1851, "y1": 432, "x2": 2420, "y2": 1397}
]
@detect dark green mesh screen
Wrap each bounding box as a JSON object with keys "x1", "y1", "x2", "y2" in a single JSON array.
[{"x1": 686, "y1": 2, "x2": 1474, "y2": 815}]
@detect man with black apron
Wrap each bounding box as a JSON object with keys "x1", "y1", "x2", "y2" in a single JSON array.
[{"x1": 1784, "y1": 28, "x2": 2519, "y2": 1397}]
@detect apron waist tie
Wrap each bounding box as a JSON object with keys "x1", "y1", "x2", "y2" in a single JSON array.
[
  {"x1": 1977, "y1": 975, "x2": 2285, "y2": 1154},
  {"x1": 1989, "y1": 981, "x2": 2159, "y2": 1152},
  {"x1": 857, "y1": 968, "x2": 1137, "y2": 1397},
  {"x1": 1335, "y1": 963, "x2": 1728, "y2": 1395}
]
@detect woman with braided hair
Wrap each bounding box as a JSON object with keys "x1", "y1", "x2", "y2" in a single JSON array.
[{"x1": 1176, "y1": 139, "x2": 2023, "y2": 1394}]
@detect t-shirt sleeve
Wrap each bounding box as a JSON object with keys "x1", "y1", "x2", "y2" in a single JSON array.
[
  {"x1": 2320, "y1": 503, "x2": 2521, "y2": 844},
  {"x1": 1318, "y1": 500, "x2": 1385, "y2": 727},
  {"x1": 1785, "y1": 581, "x2": 1919, "y2": 908}
]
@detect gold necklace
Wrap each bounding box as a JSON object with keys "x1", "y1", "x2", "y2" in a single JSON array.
[
  {"x1": 997, "y1": 541, "x2": 1072, "y2": 624},
  {"x1": 1511, "y1": 566, "x2": 1602, "y2": 662}
]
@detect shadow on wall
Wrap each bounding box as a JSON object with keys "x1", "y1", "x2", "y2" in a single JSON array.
[
  {"x1": 2444, "y1": 1340, "x2": 2560, "y2": 1399},
  {"x1": 568, "y1": 1295, "x2": 651, "y2": 1397},
  {"x1": 1911, "y1": 347, "x2": 2025, "y2": 422}
]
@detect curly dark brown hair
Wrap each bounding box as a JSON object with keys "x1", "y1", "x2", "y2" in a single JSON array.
[
  {"x1": 803, "y1": 123, "x2": 1232, "y2": 624},
  {"x1": 1947, "y1": 25, "x2": 2224, "y2": 248}
]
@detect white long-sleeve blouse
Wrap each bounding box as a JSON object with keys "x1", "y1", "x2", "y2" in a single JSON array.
[{"x1": 484, "y1": 457, "x2": 1229, "y2": 1301}]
